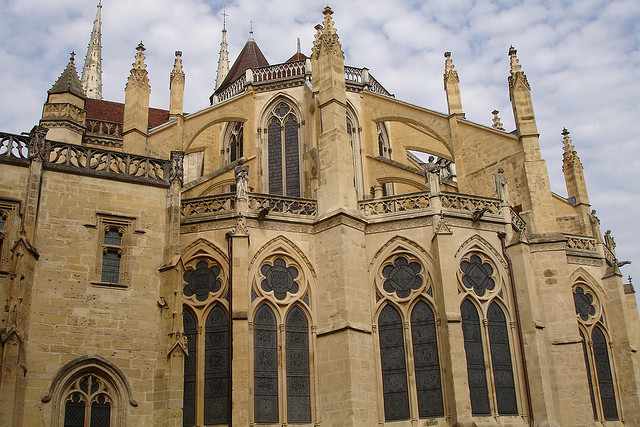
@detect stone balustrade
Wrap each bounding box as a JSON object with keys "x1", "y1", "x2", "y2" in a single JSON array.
[
  {"x1": 253, "y1": 61, "x2": 306, "y2": 84},
  {"x1": 181, "y1": 193, "x2": 236, "y2": 219},
  {"x1": 564, "y1": 234, "x2": 597, "y2": 252},
  {"x1": 358, "y1": 192, "x2": 430, "y2": 216},
  {"x1": 440, "y1": 192, "x2": 501, "y2": 216},
  {"x1": 0, "y1": 132, "x2": 29, "y2": 165}
]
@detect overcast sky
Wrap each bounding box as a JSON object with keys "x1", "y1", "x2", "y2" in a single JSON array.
[{"x1": 1, "y1": 0, "x2": 638, "y2": 290}]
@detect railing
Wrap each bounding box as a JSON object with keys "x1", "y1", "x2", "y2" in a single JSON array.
[
  {"x1": 368, "y1": 74, "x2": 393, "y2": 97},
  {"x1": 181, "y1": 192, "x2": 318, "y2": 221},
  {"x1": 248, "y1": 193, "x2": 317, "y2": 216},
  {"x1": 0, "y1": 132, "x2": 29, "y2": 164},
  {"x1": 84, "y1": 119, "x2": 123, "y2": 147},
  {"x1": 344, "y1": 66, "x2": 364, "y2": 84},
  {"x1": 564, "y1": 234, "x2": 597, "y2": 252},
  {"x1": 440, "y1": 192, "x2": 501, "y2": 216},
  {"x1": 253, "y1": 61, "x2": 306, "y2": 84},
  {"x1": 181, "y1": 193, "x2": 236, "y2": 218},
  {"x1": 358, "y1": 192, "x2": 430, "y2": 216},
  {"x1": 216, "y1": 74, "x2": 247, "y2": 103}
]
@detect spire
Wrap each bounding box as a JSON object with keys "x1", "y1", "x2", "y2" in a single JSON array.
[
  {"x1": 561, "y1": 128, "x2": 582, "y2": 170},
  {"x1": 249, "y1": 19, "x2": 254, "y2": 41},
  {"x1": 170, "y1": 51, "x2": 185, "y2": 116},
  {"x1": 81, "y1": 0, "x2": 103, "y2": 99},
  {"x1": 311, "y1": 6, "x2": 344, "y2": 59},
  {"x1": 508, "y1": 45, "x2": 529, "y2": 89},
  {"x1": 443, "y1": 51, "x2": 463, "y2": 116},
  {"x1": 49, "y1": 51, "x2": 85, "y2": 98},
  {"x1": 491, "y1": 110, "x2": 505, "y2": 130},
  {"x1": 214, "y1": 11, "x2": 230, "y2": 92},
  {"x1": 126, "y1": 41, "x2": 150, "y2": 90},
  {"x1": 297, "y1": 37, "x2": 301, "y2": 54}
]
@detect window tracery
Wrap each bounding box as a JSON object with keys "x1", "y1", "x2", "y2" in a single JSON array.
[
  {"x1": 224, "y1": 121, "x2": 244, "y2": 164},
  {"x1": 458, "y1": 251, "x2": 520, "y2": 417},
  {"x1": 181, "y1": 253, "x2": 230, "y2": 426},
  {"x1": 251, "y1": 250, "x2": 315, "y2": 424},
  {"x1": 374, "y1": 250, "x2": 443, "y2": 422},
  {"x1": 265, "y1": 100, "x2": 301, "y2": 197},
  {"x1": 572, "y1": 283, "x2": 619, "y2": 422},
  {"x1": 62, "y1": 374, "x2": 113, "y2": 427}
]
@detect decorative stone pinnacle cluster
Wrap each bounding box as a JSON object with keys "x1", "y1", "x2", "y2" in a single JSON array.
[
  {"x1": 171, "y1": 51, "x2": 185, "y2": 80},
  {"x1": 491, "y1": 110, "x2": 505, "y2": 130},
  {"x1": 443, "y1": 51, "x2": 459, "y2": 81},
  {"x1": 311, "y1": 6, "x2": 343, "y2": 59}
]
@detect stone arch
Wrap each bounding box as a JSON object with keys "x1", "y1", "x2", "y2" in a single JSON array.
[
  {"x1": 375, "y1": 176, "x2": 427, "y2": 192},
  {"x1": 373, "y1": 115, "x2": 451, "y2": 155},
  {"x1": 185, "y1": 116, "x2": 248, "y2": 152},
  {"x1": 258, "y1": 92, "x2": 304, "y2": 129},
  {"x1": 370, "y1": 235, "x2": 434, "y2": 274},
  {"x1": 182, "y1": 238, "x2": 229, "y2": 266},
  {"x1": 250, "y1": 235, "x2": 316, "y2": 282},
  {"x1": 570, "y1": 267, "x2": 606, "y2": 302},
  {"x1": 455, "y1": 234, "x2": 508, "y2": 270},
  {"x1": 43, "y1": 356, "x2": 137, "y2": 427}
]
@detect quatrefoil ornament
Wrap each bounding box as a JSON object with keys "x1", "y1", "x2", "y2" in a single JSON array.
[
  {"x1": 574, "y1": 287, "x2": 596, "y2": 321},
  {"x1": 460, "y1": 254, "x2": 495, "y2": 296},
  {"x1": 382, "y1": 256, "x2": 423, "y2": 298},
  {"x1": 183, "y1": 260, "x2": 222, "y2": 301},
  {"x1": 260, "y1": 258, "x2": 299, "y2": 300}
]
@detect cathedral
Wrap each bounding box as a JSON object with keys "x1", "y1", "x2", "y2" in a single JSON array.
[{"x1": 1, "y1": 3, "x2": 639, "y2": 427}]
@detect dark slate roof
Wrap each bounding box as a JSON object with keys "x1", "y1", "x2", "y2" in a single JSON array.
[
  {"x1": 214, "y1": 39, "x2": 269, "y2": 95},
  {"x1": 286, "y1": 51, "x2": 308, "y2": 63},
  {"x1": 85, "y1": 99, "x2": 170, "y2": 129},
  {"x1": 48, "y1": 58, "x2": 85, "y2": 98}
]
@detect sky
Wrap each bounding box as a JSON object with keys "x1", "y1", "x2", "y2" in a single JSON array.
[{"x1": 0, "y1": 0, "x2": 638, "y2": 289}]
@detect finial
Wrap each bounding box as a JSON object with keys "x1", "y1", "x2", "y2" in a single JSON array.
[
  {"x1": 444, "y1": 51, "x2": 455, "y2": 72},
  {"x1": 509, "y1": 45, "x2": 522, "y2": 74},
  {"x1": 175, "y1": 50, "x2": 182, "y2": 57},
  {"x1": 249, "y1": 19, "x2": 254, "y2": 40},
  {"x1": 97, "y1": 0, "x2": 102, "y2": 7},
  {"x1": 69, "y1": 50, "x2": 76, "y2": 63},
  {"x1": 562, "y1": 127, "x2": 570, "y2": 136},
  {"x1": 297, "y1": 37, "x2": 301, "y2": 53},
  {"x1": 137, "y1": 41, "x2": 145, "y2": 52},
  {"x1": 629, "y1": 275, "x2": 633, "y2": 285},
  {"x1": 222, "y1": 8, "x2": 228, "y2": 31},
  {"x1": 323, "y1": 5, "x2": 334, "y2": 15},
  {"x1": 491, "y1": 110, "x2": 505, "y2": 130}
]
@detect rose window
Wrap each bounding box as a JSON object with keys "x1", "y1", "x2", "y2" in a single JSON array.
[
  {"x1": 461, "y1": 255, "x2": 495, "y2": 296},
  {"x1": 183, "y1": 260, "x2": 222, "y2": 301},
  {"x1": 573, "y1": 286, "x2": 596, "y2": 321},
  {"x1": 382, "y1": 256, "x2": 423, "y2": 298},
  {"x1": 260, "y1": 258, "x2": 299, "y2": 300}
]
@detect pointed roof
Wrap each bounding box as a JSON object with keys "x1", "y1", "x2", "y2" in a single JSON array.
[
  {"x1": 81, "y1": 0, "x2": 103, "y2": 99},
  {"x1": 49, "y1": 52, "x2": 85, "y2": 98},
  {"x1": 214, "y1": 38, "x2": 268, "y2": 94},
  {"x1": 214, "y1": 22, "x2": 230, "y2": 91},
  {"x1": 286, "y1": 51, "x2": 307, "y2": 63}
]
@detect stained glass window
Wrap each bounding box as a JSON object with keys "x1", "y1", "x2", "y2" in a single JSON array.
[
  {"x1": 254, "y1": 304, "x2": 279, "y2": 423},
  {"x1": 487, "y1": 302, "x2": 517, "y2": 415},
  {"x1": 382, "y1": 256, "x2": 423, "y2": 298},
  {"x1": 64, "y1": 393, "x2": 85, "y2": 427},
  {"x1": 592, "y1": 327, "x2": 618, "y2": 421},
  {"x1": 183, "y1": 309, "x2": 197, "y2": 427},
  {"x1": 379, "y1": 304, "x2": 410, "y2": 421},
  {"x1": 461, "y1": 299, "x2": 490, "y2": 416},
  {"x1": 267, "y1": 102, "x2": 300, "y2": 197},
  {"x1": 573, "y1": 287, "x2": 596, "y2": 321},
  {"x1": 286, "y1": 305, "x2": 311, "y2": 423},
  {"x1": 183, "y1": 260, "x2": 222, "y2": 301},
  {"x1": 204, "y1": 305, "x2": 230, "y2": 425},
  {"x1": 411, "y1": 301, "x2": 444, "y2": 418},
  {"x1": 63, "y1": 376, "x2": 111, "y2": 427},
  {"x1": 260, "y1": 258, "x2": 299, "y2": 300},
  {"x1": 580, "y1": 330, "x2": 598, "y2": 420},
  {"x1": 461, "y1": 255, "x2": 495, "y2": 297},
  {"x1": 284, "y1": 115, "x2": 300, "y2": 198},
  {"x1": 90, "y1": 395, "x2": 111, "y2": 427},
  {"x1": 268, "y1": 118, "x2": 283, "y2": 195}
]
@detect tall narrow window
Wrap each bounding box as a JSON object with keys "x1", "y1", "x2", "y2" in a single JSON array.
[
  {"x1": 592, "y1": 327, "x2": 618, "y2": 421},
  {"x1": 62, "y1": 374, "x2": 112, "y2": 427},
  {"x1": 461, "y1": 299, "x2": 490, "y2": 416},
  {"x1": 378, "y1": 304, "x2": 410, "y2": 421},
  {"x1": 266, "y1": 101, "x2": 300, "y2": 197},
  {"x1": 204, "y1": 305, "x2": 230, "y2": 425},
  {"x1": 411, "y1": 301, "x2": 444, "y2": 418},
  {"x1": 254, "y1": 304, "x2": 279, "y2": 423},
  {"x1": 226, "y1": 122, "x2": 244, "y2": 164},
  {"x1": 286, "y1": 305, "x2": 311, "y2": 423},
  {"x1": 101, "y1": 227, "x2": 122, "y2": 284},
  {"x1": 487, "y1": 302, "x2": 517, "y2": 415},
  {"x1": 580, "y1": 330, "x2": 598, "y2": 420},
  {"x1": 183, "y1": 309, "x2": 197, "y2": 427}
]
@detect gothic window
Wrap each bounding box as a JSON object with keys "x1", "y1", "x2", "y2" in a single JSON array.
[
  {"x1": 266, "y1": 101, "x2": 300, "y2": 197},
  {"x1": 286, "y1": 305, "x2": 311, "y2": 423},
  {"x1": 461, "y1": 299, "x2": 491, "y2": 416},
  {"x1": 204, "y1": 305, "x2": 230, "y2": 425},
  {"x1": 376, "y1": 122, "x2": 393, "y2": 196},
  {"x1": 183, "y1": 260, "x2": 222, "y2": 301},
  {"x1": 461, "y1": 254, "x2": 495, "y2": 297},
  {"x1": 225, "y1": 122, "x2": 244, "y2": 164},
  {"x1": 572, "y1": 284, "x2": 619, "y2": 422},
  {"x1": 101, "y1": 227, "x2": 123, "y2": 284},
  {"x1": 346, "y1": 108, "x2": 364, "y2": 200},
  {"x1": 260, "y1": 257, "x2": 299, "y2": 301},
  {"x1": 411, "y1": 301, "x2": 444, "y2": 418},
  {"x1": 382, "y1": 256, "x2": 423, "y2": 298},
  {"x1": 183, "y1": 309, "x2": 197, "y2": 427},
  {"x1": 487, "y1": 302, "x2": 517, "y2": 415},
  {"x1": 379, "y1": 304, "x2": 410, "y2": 421},
  {"x1": 62, "y1": 374, "x2": 113, "y2": 427},
  {"x1": 254, "y1": 304, "x2": 279, "y2": 423}
]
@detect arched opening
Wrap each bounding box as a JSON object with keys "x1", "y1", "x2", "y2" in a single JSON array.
[
  {"x1": 487, "y1": 302, "x2": 517, "y2": 415},
  {"x1": 264, "y1": 100, "x2": 301, "y2": 197},
  {"x1": 182, "y1": 308, "x2": 198, "y2": 427},
  {"x1": 346, "y1": 106, "x2": 365, "y2": 199},
  {"x1": 204, "y1": 304, "x2": 230, "y2": 425},
  {"x1": 461, "y1": 298, "x2": 490, "y2": 416},
  {"x1": 285, "y1": 304, "x2": 311, "y2": 423},
  {"x1": 254, "y1": 304, "x2": 279, "y2": 423}
]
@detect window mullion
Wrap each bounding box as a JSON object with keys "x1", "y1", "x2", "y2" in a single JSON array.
[
  {"x1": 404, "y1": 317, "x2": 419, "y2": 421},
  {"x1": 482, "y1": 317, "x2": 498, "y2": 416},
  {"x1": 281, "y1": 124, "x2": 287, "y2": 196}
]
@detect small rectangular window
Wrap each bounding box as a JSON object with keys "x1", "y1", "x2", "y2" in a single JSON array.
[{"x1": 94, "y1": 215, "x2": 132, "y2": 287}]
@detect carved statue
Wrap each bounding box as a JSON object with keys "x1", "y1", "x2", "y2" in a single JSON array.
[
  {"x1": 604, "y1": 230, "x2": 616, "y2": 253},
  {"x1": 27, "y1": 125, "x2": 50, "y2": 162},
  {"x1": 234, "y1": 162, "x2": 249, "y2": 201},
  {"x1": 494, "y1": 168, "x2": 508, "y2": 202}
]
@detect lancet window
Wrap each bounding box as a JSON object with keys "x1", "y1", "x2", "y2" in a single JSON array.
[
  {"x1": 346, "y1": 107, "x2": 364, "y2": 199},
  {"x1": 224, "y1": 121, "x2": 244, "y2": 164},
  {"x1": 62, "y1": 374, "x2": 113, "y2": 427},
  {"x1": 181, "y1": 255, "x2": 230, "y2": 427},
  {"x1": 265, "y1": 100, "x2": 301, "y2": 197},
  {"x1": 252, "y1": 253, "x2": 314, "y2": 424},
  {"x1": 376, "y1": 122, "x2": 393, "y2": 195},
  {"x1": 374, "y1": 252, "x2": 444, "y2": 422},
  {"x1": 458, "y1": 251, "x2": 519, "y2": 417},
  {"x1": 572, "y1": 283, "x2": 620, "y2": 422}
]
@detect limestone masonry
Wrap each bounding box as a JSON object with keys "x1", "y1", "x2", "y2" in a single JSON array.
[{"x1": 0, "y1": 4, "x2": 637, "y2": 427}]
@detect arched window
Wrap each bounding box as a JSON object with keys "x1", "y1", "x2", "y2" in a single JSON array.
[
  {"x1": 183, "y1": 309, "x2": 197, "y2": 427},
  {"x1": 204, "y1": 305, "x2": 230, "y2": 425},
  {"x1": 181, "y1": 256, "x2": 229, "y2": 426},
  {"x1": 266, "y1": 101, "x2": 300, "y2": 197},
  {"x1": 376, "y1": 122, "x2": 393, "y2": 195},
  {"x1": 285, "y1": 305, "x2": 311, "y2": 423},
  {"x1": 378, "y1": 304, "x2": 410, "y2": 421},
  {"x1": 62, "y1": 374, "x2": 112, "y2": 427},
  {"x1": 461, "y1": 299, "x2": 490, "y2": 416},
  {"x1": 572, "y1": 284, "x2": 619, "y2": 422},
  {"x1": 225, "y1": 122, "x2": 244, "y2": 164},
  {"x1": 411, "y1": 301, "x2": 444, "y2": 418},
  {"x1": 346, "y1": 108, "x2": 364, "y2": 199},
  {"x1": 487, "y1": 302, "x2": 517, "y2": 415},
  {"x1": 254, "y1": 304, "x2": 279, "y2": 423}
]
